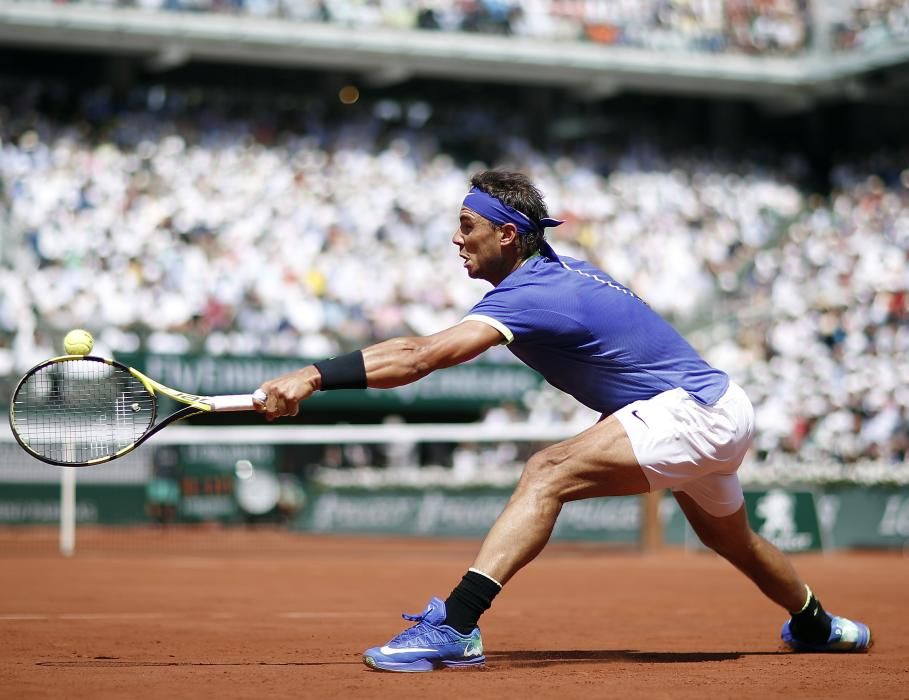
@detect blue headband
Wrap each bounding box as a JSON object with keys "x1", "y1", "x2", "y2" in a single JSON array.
[
  {"x1": 463, "y1": 188, "x2": 564, "y2": 235},
  {"x1": 462, "y1": 188, "x2": 564, "y2": 261}
]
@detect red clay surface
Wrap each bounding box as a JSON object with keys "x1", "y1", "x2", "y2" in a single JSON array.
[{"x1": 1, "y1": 530, "x2": 907, "y2": 699}]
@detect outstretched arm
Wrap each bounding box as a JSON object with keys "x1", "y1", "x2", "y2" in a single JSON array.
[{"x1": 255, "y1": 320, "x2": 504, "y2": 420}]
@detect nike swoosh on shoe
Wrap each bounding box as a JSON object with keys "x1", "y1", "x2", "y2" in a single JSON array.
[{"x1": 379, "y1": 645, "x2": 439, "y2": 656}]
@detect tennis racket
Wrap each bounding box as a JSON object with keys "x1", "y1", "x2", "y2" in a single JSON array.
[{"x1": 8, "y1": 355, "x2": 266, "y2": 467}]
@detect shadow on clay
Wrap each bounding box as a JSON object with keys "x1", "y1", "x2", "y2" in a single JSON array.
[{"x1": 486, "y1": 649, "x2": 786, "y2": 667}]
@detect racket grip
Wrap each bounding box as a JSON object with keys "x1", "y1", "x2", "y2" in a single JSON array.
[{"x1": 210, "y1": 392, "x2": 266, "y2": 412}]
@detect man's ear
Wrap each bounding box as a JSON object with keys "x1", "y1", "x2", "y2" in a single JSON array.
[{"x1": 498, "y1": 223, "x2": 519, "y2": 247}]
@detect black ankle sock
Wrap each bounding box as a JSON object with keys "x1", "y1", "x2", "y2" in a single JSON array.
[
  {"x1": 789, "y1": 592, "x2": 832, "y2": 644},
  {"x1": 443, "y1": 570, "x2": 502, "y2": 634}
]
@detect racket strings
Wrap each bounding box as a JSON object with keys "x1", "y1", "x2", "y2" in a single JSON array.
[{"x1": 12, "y1": 359, "x2": 155, "y2": 464}]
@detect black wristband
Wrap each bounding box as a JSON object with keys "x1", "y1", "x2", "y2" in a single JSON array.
[{"x1": 313, "y1": 350, "x2": 367, "y2": 390}]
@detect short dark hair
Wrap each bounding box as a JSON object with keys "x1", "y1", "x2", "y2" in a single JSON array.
[{"x1": 469, "y1": 170, "x2": 549, "y2": 259}]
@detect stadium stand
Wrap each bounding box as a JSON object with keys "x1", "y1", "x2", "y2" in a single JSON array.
[
  {"x1": 1, "y1": 71, "x2": 907, "y2": 467},
  {"x1": 10, "y1": 0, "x2": 905, "y2": 55},
  {"x1": 12, "y1": 0, "x2": 909, "y2": 55},
  {"x1": 19, "y1": 0, "x2": 812, "y2": 54},
  {"x1": 2, "y1": 0, "x2": 909, "y2": 486}
]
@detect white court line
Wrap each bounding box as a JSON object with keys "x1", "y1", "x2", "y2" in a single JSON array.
[
  {"x1": 278, "y1": 612, "x2": 389, "y2": 619},
  {"x1": 58, "y1": 613, "x2": 167, "y2": 621},
  {"x1": 0, "y1": 613, "x2": 166, "y2": 621},
  {"x1": 0, "y1": 611, "x2": 390, "y2": 621}
]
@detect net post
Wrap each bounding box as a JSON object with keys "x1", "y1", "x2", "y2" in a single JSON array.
[
  {"x1": 640, "y1": 489, "x2": 663, "y2": 553},
  {"x1": 60, "y1": 466, "x2": 76, "y2": 557}
]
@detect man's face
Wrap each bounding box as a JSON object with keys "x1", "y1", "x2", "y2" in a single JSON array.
[{"x1": 453, "y1": 208, "x2": 504, "y2": 283}]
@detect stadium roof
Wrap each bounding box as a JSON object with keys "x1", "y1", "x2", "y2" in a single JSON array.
[{"x1": 1, "y1": 2, "x2": 908, "y2": 105}]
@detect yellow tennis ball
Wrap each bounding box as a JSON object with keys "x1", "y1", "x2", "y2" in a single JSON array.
[{"x1": 63, "y1": 329, "x2": 94, "y2": 355}]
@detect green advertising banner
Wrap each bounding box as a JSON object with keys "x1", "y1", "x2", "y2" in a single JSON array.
[
  {"x1": 4, "y1": 479, "x2": 907, "y2": 553},
  {"x1": 297, "y1": 489, "x2": 501, "y2": 537},
  {"x1": 110, "y1": 353, "x2": 543, "y2": 413},
  {"x1": 553, "y1": 497, "x2": 642, "y2": 542},
  {"x1": 662, "y1": 489, "x2": 825, "y2": 552},
  {"x1": 0, "y1": 483, "x2": 146, "y2": 525},
  {"x1": 295, "y1": 488, "x2": 825, "y2": 549},
  {"x1": 744, "y1": 489, "x2": 823, "y2": 552},
  {"x1": 171, "y1": 443, "x2": 280, "y2": 522},
  {"x1": 816, "y1": 486, "x2": 909, "y2": 549},
  {"x1": 295, "y1": 488, "x2": 643, "y2": 543}
]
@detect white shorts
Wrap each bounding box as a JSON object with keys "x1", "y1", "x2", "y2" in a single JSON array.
[{"x1": 614, "y1": 381, "x2": 755, "y2": 518}]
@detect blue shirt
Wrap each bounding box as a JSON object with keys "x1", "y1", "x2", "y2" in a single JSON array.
[{"x1": 465, "y1": 254, "x2": 729, "y2": 416}]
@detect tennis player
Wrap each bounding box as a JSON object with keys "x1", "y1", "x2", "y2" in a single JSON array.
[{"x1": 255, "y1": 170, "x2": 871, "y2": 671}]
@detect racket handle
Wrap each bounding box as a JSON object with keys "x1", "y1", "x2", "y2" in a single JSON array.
[{"x1": 210, "y1": 392, "x2": 266, "y2": 412}]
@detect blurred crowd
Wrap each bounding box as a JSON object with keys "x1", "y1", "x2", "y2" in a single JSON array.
[
  {"x1": 19, "y1": 0, "x2": 909, "y2": 55},
  {"x1": 1, "y1": 81, "x2": 908, "y2": 468},
  {"x1": 728, "y1": 163, "x2": 909, "y2": 466},
  {"x1": 833, "y1": 0, "x2": 909, "y2": 51}
]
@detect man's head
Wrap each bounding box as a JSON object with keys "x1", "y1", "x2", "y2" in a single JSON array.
[
  {"x1": 454, "y1": 170, "x2": 557, "y2": 285},
  {"x1": 468, "y1": 171, "x2": 550, "y2": 259}
]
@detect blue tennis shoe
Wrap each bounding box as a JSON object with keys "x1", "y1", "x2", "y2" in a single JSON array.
[
  {"x1": 363, "y1": 597, "x2": 485, "y2": 672},
  {"x1": 781, "y1": 613, "x2": 871, "y2": 652}
]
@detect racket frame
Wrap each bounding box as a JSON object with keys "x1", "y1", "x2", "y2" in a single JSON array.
[{"x1": 8, "y1": 355, "x2": 259, "y2": 467}]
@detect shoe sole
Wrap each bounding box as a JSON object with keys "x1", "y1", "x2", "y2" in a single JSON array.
[{"x1": 363, "y1": 654, "x2": 486, "y2": 672}]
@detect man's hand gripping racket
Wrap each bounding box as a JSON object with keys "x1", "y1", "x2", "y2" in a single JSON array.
[
  {"x1": 8, "y1": 355, "x2": 268, "y2": 467},
  {"x1": 254, "y1": 366, "x2": 321, "y2": 421}
]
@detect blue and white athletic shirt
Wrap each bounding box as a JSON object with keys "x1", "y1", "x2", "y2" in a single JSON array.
[{"x1": 464, "y1": 254, "x2": 729, "y2": 416}]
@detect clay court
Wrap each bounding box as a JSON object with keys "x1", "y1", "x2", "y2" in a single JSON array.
[{"x1": 1, "y1": 531, "x2": 906, "y2": 699}]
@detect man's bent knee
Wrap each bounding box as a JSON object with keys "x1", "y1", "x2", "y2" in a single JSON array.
[
  {"x1": 516, "y1": 444, "x2": 598, "y2": 505},
  {"x1": 516, "y1": 449, "x2": 562, "y2": 493}
]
